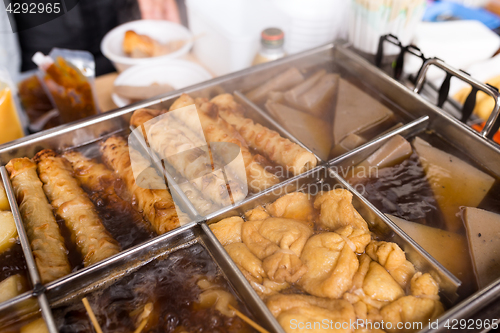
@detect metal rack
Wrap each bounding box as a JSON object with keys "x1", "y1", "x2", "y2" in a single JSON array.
[{"x1": 0, "y1": 41, "x2": 499, "y2": 332}]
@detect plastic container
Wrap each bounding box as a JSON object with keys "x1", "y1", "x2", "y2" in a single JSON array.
[
  {"x1": 112, "y1": 59, "x2": 212, "y2": 108},
  {"x1": 349, "y1": 0, "x2": 427, "y2": 55},
  {"x1": 186, "y1": 0, "x2": 288, "y2": 76},
  {"x1": 33, "y1": 48, "x2": 101, "y2": 124},
  {"x1": 101, "y1": 20, "x2": 194, "y2": 72},
  {"x1": 272, "y1": 0, "x2": 349, "y2": 54}
]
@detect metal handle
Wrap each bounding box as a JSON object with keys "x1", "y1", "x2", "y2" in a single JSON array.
[{"x1": 414, "y1": 58, "x2": 500, "y2": 139}]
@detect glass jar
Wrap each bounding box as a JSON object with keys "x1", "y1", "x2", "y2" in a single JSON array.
[{"x1": 252, "y1": 28, "x2": 286, "y2": 66}]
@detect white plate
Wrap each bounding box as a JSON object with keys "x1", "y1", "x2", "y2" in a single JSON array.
[
  {"x1": 112, "y1": 59, "x2": 212, "y2": 108},
  {"x1": 101, "y1": 20, "x2": 193, "y2": 72}
]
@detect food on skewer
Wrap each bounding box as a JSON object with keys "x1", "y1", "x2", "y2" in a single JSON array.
[
  {"x1": 34, "y1": 150, "x2": 120, "y2": 267},
  {"x1": 146, "y1": 110, "x2": 246, "y2": 206},
  {"x1": 178, "y1": 181, "x2": 218, "y2": 216},
  {"x1": 101, "y1": 136, "x2": 181, "y2": 234},
  {"x1": 6, "y1": 157, "x2": 71, "y2": 283},
  {"x1": 125, "y1": 142, "x2": 205, "y2": 221},
  {"x1": 212, "y1": 94, "x2": 317, "y2": 175},
  {"x1": 63, "y1": 151, "x2": 155, "y2": 248},
  {"x1": 171, "y1": 94, "x2": 280, "y2": 192}
]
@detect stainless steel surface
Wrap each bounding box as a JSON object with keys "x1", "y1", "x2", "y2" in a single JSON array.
[
  {"x1": 413, "y1": 58, "x2": 500, "y2": 140},
  {"x1": 233, "y1": 91, "x2": 322, "y2": 162},
  {"x1": 329, "y1": 115, "x2": 430, "y2": 169},
  {"x1": 0, "y1": 167, "x2": 58, "y2": 333},
  {"x1": 419, "y1": 276, "x2": 500, "y2": 333},
  {"x1": 45, "y1": 222, "x2": 281, "y2": 333},
  {"x1": 206, "y1": 165, "x2": 460, "y2": 305},
  {"x1": 333, "y1": 46, "x2": 500, "y2": 178},
  {"x1": 0, "y1": 42, "x2": 499, "y2": 331},
  {"x1": 0, "y1": 293, "x2": 40, "y2": 329}
]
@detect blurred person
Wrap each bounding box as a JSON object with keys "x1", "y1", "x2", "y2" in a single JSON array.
[
  {"x1": 137, "y1": 0, "x2": 181, "y2": 23},
  {"x1": 13, "y1": 0, "x2": 183, "y2": 76}
]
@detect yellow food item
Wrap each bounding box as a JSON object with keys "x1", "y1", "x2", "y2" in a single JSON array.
[
  {"x1": 413, "y1": 137, "x2": 495, "y2": 232},
  {"x1": 299, "y1": 232, "x2": 358, "y2": 299},
  {"x1": 209, "y1": 216, "x2": 244, "y2": 246},
  {"x1": 453, "y1": 74, "x2": 500, "y2": 121},
  {"x1": 366, "y1": 241, "x2": 415, "y2": 289},
  {"x1": 314, "y1": 189, "x2": 369, "y2": 231},
  {"x1": 0, "y1": 180, "x2": 10, "y2": 210},
  {"x1": 0, "y1": 211, "x2": 17, "y2": 254},
  {"x1": 388, "y1": 214, "x2": 471, "y2": 282},
  {"x1": 0, "y1": 275, "x2": 27, "y2": 304},
  {"x1": 381, "y1": 296, "x2": 444, "y2": 333},
  {"x1": 0, "y1": 87, "x2": 24, "y2": 145},
  {"x1": 20, "y1": 318, "x2": 49, "y2": 333}
]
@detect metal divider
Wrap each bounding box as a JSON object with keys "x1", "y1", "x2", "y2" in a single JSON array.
[
  {"x1": 328, "y1": 115, "x2": 430, "y2": 168},
  {"x1": 200, "y1": 223, "x2": 285, "y2": 333},
  {"x1": 325, "y1": 167, "x2": 461, "y2": 303},
  {"x1": 0, "y1": 167, "x2": 58, "y2": 333},
  {"x1": 233, "y1": 91, "x2": 322, "y2": 162}
]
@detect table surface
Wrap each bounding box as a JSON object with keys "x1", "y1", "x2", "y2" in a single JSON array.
[{"x1": 94, "y1": 53, "x2": 215, "y2": 112}]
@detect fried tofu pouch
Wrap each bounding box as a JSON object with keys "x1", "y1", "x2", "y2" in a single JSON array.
[
  {"x1": 242, "y1": 218, "x2": 313, "y2": 283},
  {"x1": 100, "y1": 136, "x2": 180, "y2": 234},
  {"x1": 266, "y1": 294, "x2": 356, "y2": 333},
  {"x1": 6, "y1": 158, "x2": 71, "y2": 283}
]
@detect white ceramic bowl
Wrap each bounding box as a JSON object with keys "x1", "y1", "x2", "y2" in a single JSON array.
[
  {"x1": 101, "y1": 20, "x2": 193, "y2": 72},
  {"x1": 112, "y1": 59, "x2": 212, "y2": 108}
]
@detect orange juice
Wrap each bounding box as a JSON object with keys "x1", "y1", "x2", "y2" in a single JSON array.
[{"x1": 0, "y1": 87, "x2": 24, "y2": 145}]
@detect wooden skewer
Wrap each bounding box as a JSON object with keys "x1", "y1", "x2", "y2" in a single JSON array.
[
  {"x1": 133, "y1": 319, "x2": 148, "y2": 333},
  {"x1": 227, "y1": 304, "x2": 270, "y2": 333},
  {"x1": 82, "y1": 297, "x2": 104, "y2": 333}
]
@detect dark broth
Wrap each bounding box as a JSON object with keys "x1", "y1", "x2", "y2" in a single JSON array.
[
  {"x1": 349, "y1": 132, "x2": 500, "y2": 297},
  {"x1": 253, "y1": 66, "x2": 411, "y2": 161},
  {"x1": 89, "y1": 189, "x2": 155, "y2": 250},
  {"x1": 54, "y1": 244, "x2": 256, "y2": 333},
  {"x1": 352, "y1": 152, "x2": 445, "y2": 228}
]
